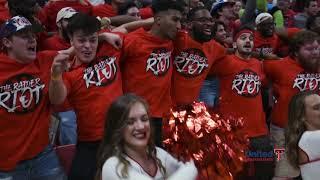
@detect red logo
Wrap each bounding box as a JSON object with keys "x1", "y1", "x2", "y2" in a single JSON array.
[{"x1": 274, "y1": 148, "x2": 285, "y2": 161}]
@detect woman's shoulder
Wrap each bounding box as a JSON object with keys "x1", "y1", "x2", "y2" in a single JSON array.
[{"x1": 102, "y1": 156, "x2": 122, "y2": 172}]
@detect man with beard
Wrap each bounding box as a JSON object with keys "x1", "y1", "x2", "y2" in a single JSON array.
[
  {"x1": 212, "y1": 26, "x2": 273, "y2": 179},
  {"x1": 41, "y1": 7, "x2": 77, "y2": 51},
  {"x1": 172, "y1": 6, "x2": 226, "y2": 106},
  {"x1": 306, "y1": 12, "x2": 320, "y2": 35},
  {"x1": 254, "y1": 13, "x2": 281, "y2": 60},
  {"x1": 264, "y1": 30, "x2": 320, "y2": 179}
]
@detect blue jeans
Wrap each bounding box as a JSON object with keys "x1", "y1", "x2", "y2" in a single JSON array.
[
  {"x1": 0, "y1": 145, "x2": 66, "y2": 180},
  {"x1": 198, "y1": 78, "x2": 219, "y2": 108},
  {"x1": 58, "y1": 111, "x2": 77, "y2": 145}
]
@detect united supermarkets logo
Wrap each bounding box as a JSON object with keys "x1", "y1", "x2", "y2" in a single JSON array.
[{"x1": 245, "y1": 148, "x2": 285, "y2": 162}]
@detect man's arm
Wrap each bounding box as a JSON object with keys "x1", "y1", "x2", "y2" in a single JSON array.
[
  {"x1": 112, "y1": 17, "x2": 154, "y2": 34},
  {"x1": 49, "y1": 52, "x2": 69, "y2": 105}
]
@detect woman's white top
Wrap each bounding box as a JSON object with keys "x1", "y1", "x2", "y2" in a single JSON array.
[
  {"x1": 102, "y1": 147, "x2": 197, "y2": 180},
  {"x1": 298, "y1": 130, "x2": 320, "y2": 180}
]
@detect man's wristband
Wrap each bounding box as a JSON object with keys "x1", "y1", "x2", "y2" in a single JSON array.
[{"x1": 51, "y1": 74, "x2": 62, "y2": 81}]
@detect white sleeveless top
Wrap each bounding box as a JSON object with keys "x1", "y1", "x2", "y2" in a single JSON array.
[
  {"x1": 102, "y1": 147, "x2": 197, "y2": 180},
  {"x1": 298, "y1": 130, "x2": 320, "y2": 180}
]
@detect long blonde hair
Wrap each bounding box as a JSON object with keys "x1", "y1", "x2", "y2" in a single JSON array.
[
  {"x1": 95, "y1": 94, "x2": 166, "y2": 180},
  {"x1": 285, "y1": 91, "x2": 317, "y2": 168}
]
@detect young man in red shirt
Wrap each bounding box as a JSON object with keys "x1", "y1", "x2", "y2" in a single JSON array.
[
  {"x1": 264, "y1": 30, "x2": 320, "y2": 179},
  {"x1": 0, "y1": 16, "x2": 65, "y2": 180},
  {"x1": 49, "y1": 13, "x2": 123, "y2": 180},
  {"x1": 213, "y1": 26, "x2": 274, "y2": 179},
  {"x1": 172, "y1": 6, "x2": 226, "y2": 106},
  {"x1": 121, "y1": 0, "x2": 184, "y2": 146}
]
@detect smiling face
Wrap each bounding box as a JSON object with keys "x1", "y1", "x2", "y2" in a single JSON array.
[
  {"x1": 214, "y1": 24, "x2": 227, "y2": 43},
  {"x1": 70, "y1": 30, "x2": 99, "y2": 64},
  {"x1": 190, "y1": 9, "x2": 214, "y2": 42},
  {"x1": 123, "y1": 102, "x2": 151, "y2": 151},
  {"x1": 257, "y1": 17, "x2": 275, "y2": 37},
  {"x1": 3, "y1": 29, "x2": 37, "y2": 64}
]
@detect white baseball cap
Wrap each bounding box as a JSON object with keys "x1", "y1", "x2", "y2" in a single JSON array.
[
  {"x1": 255, "y1": 13, "x2": 273, "y2": 25},
  {"x1": 56, "y1": 7, "x2": 77, "y2": 24}
]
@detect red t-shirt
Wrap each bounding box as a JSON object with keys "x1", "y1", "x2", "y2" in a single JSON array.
[
  {"x1": 284, "y1": 10, "x2": 296, "y2": 28},
  {"x1": 263, "y1": 57, "x2": 320, "y2": 128},
  {"x1": 172, "y1": 32, "x2": 226, "y2": 105},
  {"x1": 64, "y1": 43, "x2": 123, "y2": 142},
  {"x1": 213, "y1": 55, "x2": 268, "y2": 137},
  {"x1": 92, "y1": 4, "x2": 117, "y2": 18},
  {"x1": 0, "y1": 51, "x2": 57, "y2": 171},
  {"x1": 39, "y1": 0, "x2": 93, "y2": 32},
  {"x1": 40, "y1": 34, "x2": 70, "y2": 51},
  {"x1": 254, "y1": 31, "x2": 281, "y2": 56},
  {"x1": 0, "y1": 6, "x2": 9, "y2": 25},
  {"x1": 122, "y1": 28, "x2": 173, "y2": 118},
  {"x1": 139, "y1": 6, "x2": 153, "y2": 19}
]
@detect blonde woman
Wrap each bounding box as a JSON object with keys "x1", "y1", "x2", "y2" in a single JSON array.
[
  {"x1": 286, "y1": 91, "x2": 320, "y2": 180},
  {"x1": 95, "y1": 94, "x2": 197, "y2": 180}
]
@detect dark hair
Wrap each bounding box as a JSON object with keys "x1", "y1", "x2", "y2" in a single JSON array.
[
  {"x1": 285, "y1": 91, "x2": 317, "y2": 168},
  {"x1": 212, "y1": 21, "x2": 226, "y2": 37},
  {"x1": 289, "y1": 30, "x2": 319, "y2": 57},
  {"x1": 7, "y1": 0, "x2": 43, "y2": 31},
  {"x1": 305, "y1": 0, "x2": 317, "y2": 9},
  {"x1": 151, "y1": 0, "x2": 184, "y2": 15},
  {"x1": 95, "y1": 93, "x2": 166, "y2": 180},
  {"x1": 306, "y1": 11, "x2": 320, "y2": 30},
  {"x1": 67, "y1": 13, "x2": 101, "y2": 37},
  {"x1": 8, "y1": 0, "x2": 37, "y2": 17},
  {"x1": 187, "y1": 6, "x2": 208, "y2": 20},
  {"x1": 118, "y1": 1, "x2": 139, "y2": 15}
]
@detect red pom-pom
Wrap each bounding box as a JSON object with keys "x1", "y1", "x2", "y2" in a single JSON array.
[{"x1": 163, "y1": 102, "x2": 249, "y2": 179}]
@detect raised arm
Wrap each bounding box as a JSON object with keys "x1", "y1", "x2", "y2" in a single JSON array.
[{"x1": 49, "y1": 52, "x2": 69, "y2": 105}]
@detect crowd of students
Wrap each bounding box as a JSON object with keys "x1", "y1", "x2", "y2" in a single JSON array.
[{"x1": 0, "y1": 0, "x2": 320, "y2": 180}]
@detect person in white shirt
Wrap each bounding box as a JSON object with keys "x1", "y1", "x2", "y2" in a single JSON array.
[
  {"x1": 95, "y1": 93, "x2": 198, "y2": 180},
  {"x1": 286, "y1": 91, "x2": 320, "y2": 180}
]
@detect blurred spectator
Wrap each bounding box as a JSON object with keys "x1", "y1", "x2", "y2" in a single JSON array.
[
  {"x1": 211, "y1": 0, "x2": 236, "y2": 38},
  {"x1": 212, "y1": 21, "x2": 232, "y2": 47},
  {"x1": 118, "y1": 1, "x2": 141, "y2": 18},
  {"x1": 92, "y1": 0, "x2": 127, "y2": 18},
  {"x1": 306, "y1": 12, "x2": 320, "y2": 35},
  {"x1": 294, "y1": 0, "x2": 318, "y2": 28},
  {"x1": 254, "y1": 13, "x2": 281, "y2": 59},
  {"x1": 88, "y1": 0, "x2": 105, "y2": 5},
  {"x1": 272, "y1": 0, "x2": 296, "y2": 27},
  {"x1": 39, "y1": 0, "x2": 93, "y2": 32},
  {"x1": 233, "y1": 0, "x2": 243, "y2": 19}
]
